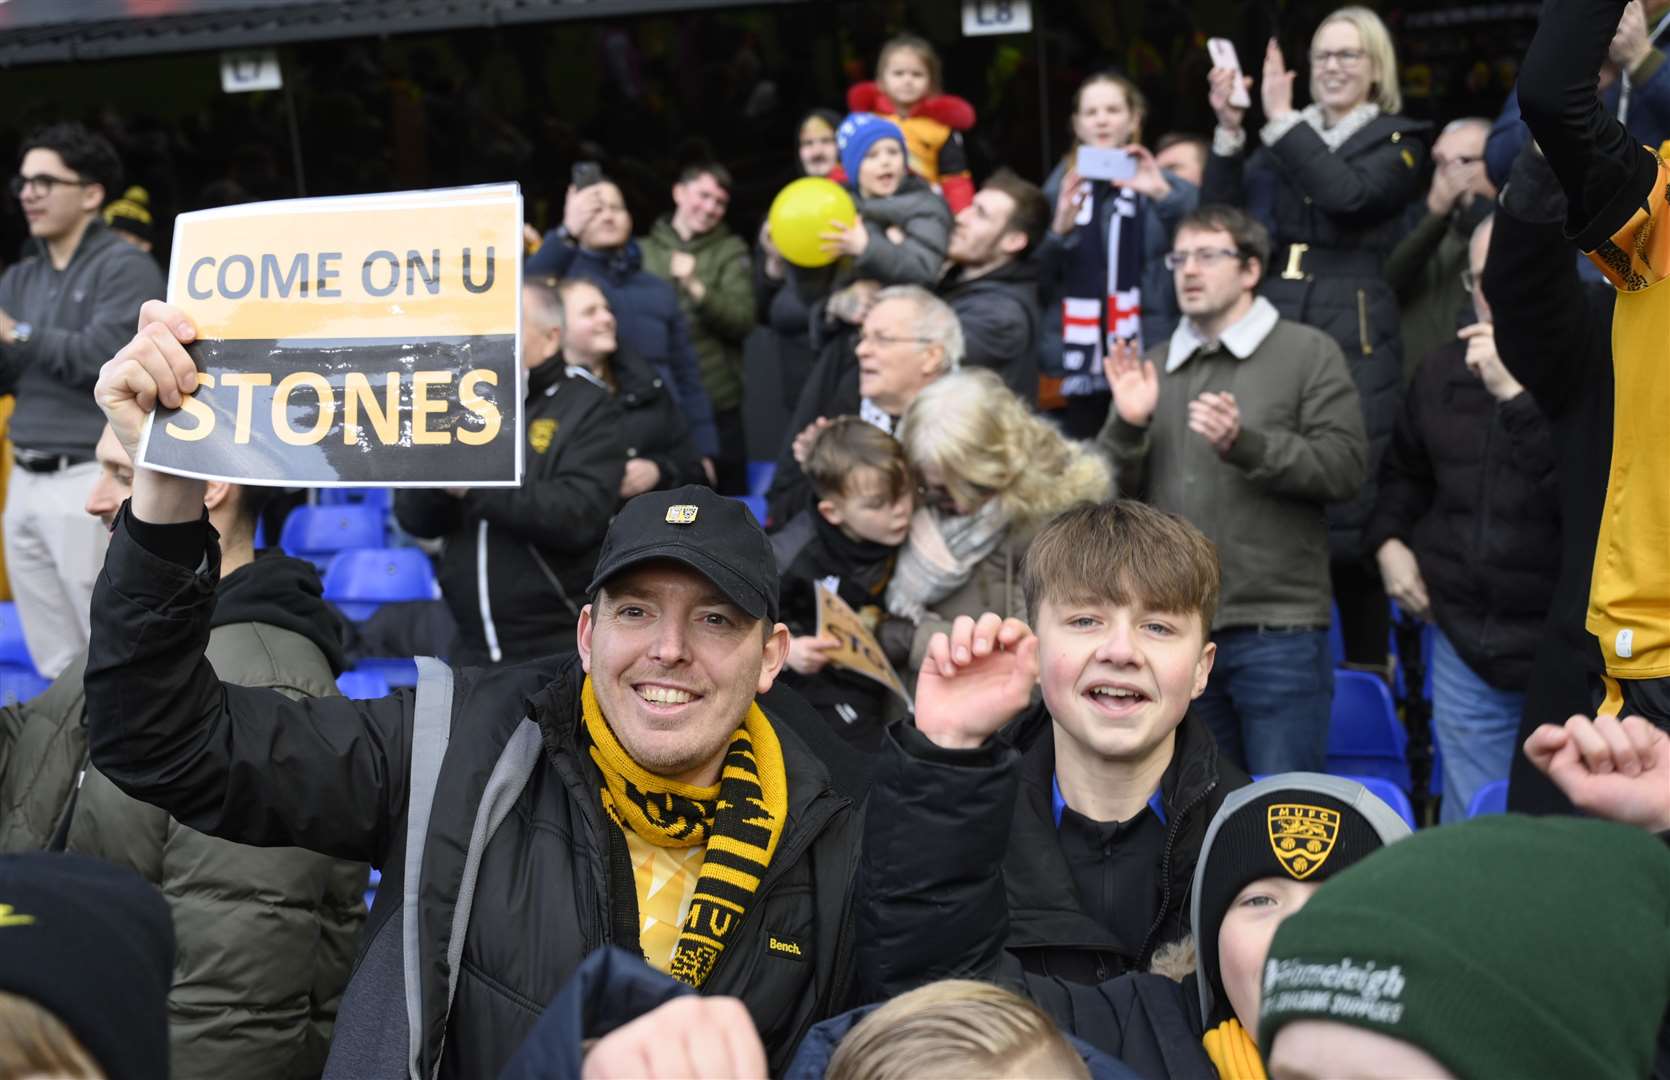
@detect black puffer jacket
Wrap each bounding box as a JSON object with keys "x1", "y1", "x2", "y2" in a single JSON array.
[
  {"x1": 395, "y1": 360, "x2": 625, "y2": 664},
  {"x1": 940, "y1": 256, "x2": 1043, "y2": 401},
  {"x1": 763, "y1": 330, "x2": 875, "y2": 532},
  {"x1": 1365, "y1": 341, "x2": 1560, "y2": 690},
  {"x1": 84, "y1": 516, "x2": 865, "y2": 1079},
  {"x1": 860, "y1": 709, "x2": 1245, "y2": 998},
  {"x1": 1204, "y1": 112, "x2": 1431, "y2": 560},
  {"x1": 590, "y1": 345, "x2": 706, "y2": 495}
]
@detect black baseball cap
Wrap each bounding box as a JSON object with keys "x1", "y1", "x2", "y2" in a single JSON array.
[{"x1": 587, "y1": 485, "x2": 779, "y2": 622}]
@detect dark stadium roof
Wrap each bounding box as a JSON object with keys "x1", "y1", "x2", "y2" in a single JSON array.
[{"x1": 0, "y1": 0, "x2": 808, "y2": 67}]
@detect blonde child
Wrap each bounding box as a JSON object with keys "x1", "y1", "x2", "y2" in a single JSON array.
[{"x1": 848, "y1": 34, "x2": 977, "y2": 212}]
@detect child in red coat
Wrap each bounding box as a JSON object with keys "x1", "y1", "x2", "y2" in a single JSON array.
[{"x1": 848, "y1": 34, "x2": 977, "y2": 213}]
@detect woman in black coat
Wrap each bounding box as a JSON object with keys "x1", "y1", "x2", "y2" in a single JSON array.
[
  {"x1": 555, "y1": 278, "x2": 706, "y2": 503},
  {"x1": 1202, "y1": 7, "x2": 1430, "y2": 666}
]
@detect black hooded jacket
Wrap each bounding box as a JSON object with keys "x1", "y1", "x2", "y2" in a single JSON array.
[
  {"x1": 215, "y1": 549, "x2": 349, "y2": 675},
  {"x1": 939, "y1": 256, "x2": 1043, "y2": 402},
  {"x1": 859, "y1": 709, "x2": 1245, "y2": 999}
]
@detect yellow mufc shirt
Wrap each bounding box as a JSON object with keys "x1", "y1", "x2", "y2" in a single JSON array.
[
  {"x1": 624, "y1": 832, "x2": 705, "y2": 971},
  {"x1": 1587, "y1": 151, "x2": 1670, "y2": 679}
]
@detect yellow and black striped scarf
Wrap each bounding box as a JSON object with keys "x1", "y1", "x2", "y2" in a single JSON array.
[
  {"x1": 581, "y1": 676, "x2": 787, "y2": 988},
  {"x1": 1202, "y1": 1018, "x2": 1267, "y2": 1080}
]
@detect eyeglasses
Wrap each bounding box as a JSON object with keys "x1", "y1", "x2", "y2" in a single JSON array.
[
  {"x1": 1309, "y1": 48, "x2": 1368, "y2": 68},
  {"x1": 859, "y1": 331, "x2": 936, "y2": 349},
  {"x1": 9, "y1": 173, "x2": 92, "y2": 199},
  {"x1": 1163, "y1": 248, "x2": 1241, "y2": 271},
  {"x1": 1460, "y1": 268, "x2": 1481, "y2": 291}
]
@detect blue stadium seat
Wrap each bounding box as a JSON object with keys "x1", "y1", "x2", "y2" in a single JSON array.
[
  {"x1": 1467, "y1": 778, "x2": 1509, "y2": 818},
  {"x1": 323, "y1": 548, "x2": 437, "y2": 622},
  {"x1": 337, "y1": 668, "x2": 392, "y2": 699},
  {"x1": 354, "y1": 657, "x2": 421, "y2": 688},
  {"x1": 281, "y1": 504, "x2": 386, "y2": 566},
  {"x1": 0, "y1": 669, "x2": 50, "y2": 706},
  {"x1": 1327, "y1": 670, "x2": 1411, "y2": 792},
  {"x1": 734, "y1": 495, "x2": 767, "y2": 526},
  {"x1": 0, "y1": 602, "x2": 34, "y2": 670},
  {"x1": 317, "y1": 487, "x2": 394, "y2": 512},
  {"x1": 364, "y1": 867, "x2": 381, "y2": 912},
  {"x1": 1336, "y1": 773, "x2": 1418, "y2": 829},
  {"x1": 746, "y1": 461, "x2": 777, "y2": 498}
]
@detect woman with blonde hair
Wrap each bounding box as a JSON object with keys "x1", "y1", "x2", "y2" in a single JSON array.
[
  {"x1": 879, "y1": 368, "x2": 1111, "y2": 680},
  {"x1": 1202, "y1": 6, "x2": 1429, "y2": 673},
  {"x1": 1040, "y1": 72, "x2": 1199, "y2": 437}
]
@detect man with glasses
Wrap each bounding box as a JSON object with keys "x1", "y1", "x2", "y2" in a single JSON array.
[
  {"x1": 1097, "y1": 204, "x2": 1367, "y2": 774},
  {"x1": 1387, "y1": 118, "x2": 1498, "y2": 382},
  {"x1": 0, "y1": 123, "x2": 162, "y2": 678},
  {"x1": 763, "y1": 285, "x2": 960, "y2": 528}
]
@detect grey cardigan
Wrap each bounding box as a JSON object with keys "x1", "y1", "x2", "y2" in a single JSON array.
[{"x1": 1099, "y1": 309, "x2": 1367, "y2": 629}]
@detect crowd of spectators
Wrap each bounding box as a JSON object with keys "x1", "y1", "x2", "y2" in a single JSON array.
[{"x1": 3, "y1": 2, "x2": 1670, "y2": 1078}]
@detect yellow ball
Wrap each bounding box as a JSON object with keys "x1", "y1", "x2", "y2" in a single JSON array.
[{"x1": 768, "y1": 177, "x2": 858, "y2": 268}]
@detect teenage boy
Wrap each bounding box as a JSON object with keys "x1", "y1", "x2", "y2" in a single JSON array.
[
  {"x1": 771, "y1": 418, "x2": 913, "y2": 751},
  {"x1": 858, "y1": 500, "x2": 1248, "y2": 987}
]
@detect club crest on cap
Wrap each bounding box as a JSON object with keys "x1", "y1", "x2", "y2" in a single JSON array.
[
  {"x1": 665, "y1": 504, "x2": 699, "y2": 525},
  {"x1": 1268, "y1": 804, "x2": 1340, "y2": 880}
]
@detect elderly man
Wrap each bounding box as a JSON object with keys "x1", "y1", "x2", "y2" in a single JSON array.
[
  {"x1": 83, "y1": 301, "x2": 865, "y2": 1079},
  {"x1": 641, "y1": 162, "x2": 755, "y2": 494},
  {"x1": 0, "y1": 422, "x2": 366, "y2": 1080},
  {"x1": 763, "y1": 285, "x2": 961, "y2": 529}
]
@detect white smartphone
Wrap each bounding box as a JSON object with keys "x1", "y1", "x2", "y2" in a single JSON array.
[
  {"x1": 1208, "y1": 37, "x2": 1252, "y2": 108},
  {"x1": 1076, "y1": 145, "x2": 1137, "y2": 183}
]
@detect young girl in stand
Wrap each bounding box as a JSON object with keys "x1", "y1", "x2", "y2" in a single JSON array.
[{"x1": 848, "y1": 34, "x2": 977, "y2": 212}]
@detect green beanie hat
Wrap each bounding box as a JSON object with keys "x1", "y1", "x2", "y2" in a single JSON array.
[{"x1": 1259, "y1": 816, "x2": 1670, "y2": 1078}]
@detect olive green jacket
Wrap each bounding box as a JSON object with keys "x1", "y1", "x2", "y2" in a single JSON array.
[
  {"x1": 640, "y1": 215, "x2": 755, "y2": 412},
  {"x1": 0, "y1": 620, "x2": 368, "y2": 1080}
]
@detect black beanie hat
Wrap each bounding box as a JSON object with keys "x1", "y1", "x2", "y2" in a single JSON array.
[
  {"x1": 0, "y1": 853, "x2": 174, "y2": 1080},
  {"x1": 102, "y1": 184, "x2": 154, "y2": 244},
  {"x1": 1191, "y1": 773, "x2": 1411, "y2": 1026}
]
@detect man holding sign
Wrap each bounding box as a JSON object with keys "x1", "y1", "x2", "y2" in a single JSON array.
[
  {"x1": 139, "y1": 185, "x2": 525, "y2": 488},
  {"x1": 83, "y1": 298, "x2": 864, "y2": 1078}
]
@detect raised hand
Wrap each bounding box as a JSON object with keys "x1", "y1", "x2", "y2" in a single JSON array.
[
  {"x1": 1208, "y1": 65, "x2": 1253, "y2": 133},
  {"x1": 561, "y1": 183, "x2": 601, "y2": 239},
  {"x1": 96, "y1": 300, "x2": 202, "y2": 464},
  {"x1": 914, "y1": 613, "x2": 1039, "y2": 750},
  {"x1": 1524, "y1": 714, "x2": 1670, "y2": 832},
  {"x1": 1103, "y1": 338, "x2": 1159, "y2": 427},
  {"x1": 1458, "y1": 323, "x2": 1523, "y2": 402},
  {"x1": 1112, "y1": 144, "x2": 1174, "y2": 201},
  {"x1": 1051, "y1": 167, "x2": 1089, "y2": 237},
  {"x1": 1260, "y1": 38, "x2": 1297, "y2": 122}
]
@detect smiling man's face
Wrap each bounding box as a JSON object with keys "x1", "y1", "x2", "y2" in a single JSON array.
[{"x1": 578, "y1": 560, "x2": 787, "y2": 786}]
